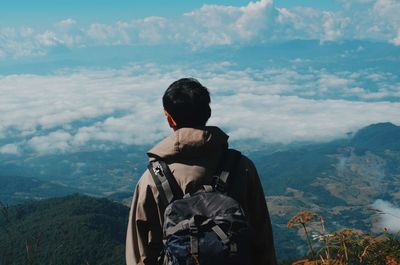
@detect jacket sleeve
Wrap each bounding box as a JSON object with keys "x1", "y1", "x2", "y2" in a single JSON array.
[
  {"x1": 126, "y1": 171, "x2": 163, "y2": 265},
  {"x1": 245, "y1": 158, "x2": 277, "y2": 265}
]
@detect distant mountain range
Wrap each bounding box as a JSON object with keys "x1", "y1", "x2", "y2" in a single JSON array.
[
  {"x1": 0, "y1": 122, "x2": 399, "y2": 262},
  {"x1": 0, "y1": 175, "x2": 78, "y2": 205},
  {"x1": 0, "y1": 146, "x2": 149, "y2": 199},
  {"x1": 252, "y1": 122, "x2": 400, "y2": 259},
  {"x1": 2, "y1": 40, "x2": 399, "y2": 74}
]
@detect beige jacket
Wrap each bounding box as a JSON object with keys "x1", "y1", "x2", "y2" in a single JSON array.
[{"x1": 126, "y1": 126, "x2": 277, "y2": 265}]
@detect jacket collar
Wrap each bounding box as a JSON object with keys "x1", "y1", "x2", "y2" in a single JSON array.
[{"x1": 147, "y1": 126, "x2": 229, "y2": 159}]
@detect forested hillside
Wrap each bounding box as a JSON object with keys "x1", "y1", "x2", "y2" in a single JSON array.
[{"x1": 0, "y1": 195, "x2": 128, "y2": 265}]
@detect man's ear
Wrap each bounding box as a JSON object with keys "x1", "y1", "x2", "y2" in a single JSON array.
[
  {"x1": 167, "y1": 115, "x2": 176, "y2": 128},
  {"x1": 164, "y1": 110, "x2": 177, "y2": 129}
]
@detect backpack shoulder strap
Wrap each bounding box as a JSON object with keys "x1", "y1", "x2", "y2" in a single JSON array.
[
  {"x1": 215, "y1": 149, "x2": 242, "y2": 193},
  {"x1": 148, "y1": 159, "x2": 184, "y2": 206}
]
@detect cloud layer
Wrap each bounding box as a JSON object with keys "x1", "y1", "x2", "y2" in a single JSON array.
[
  {"x1": 1, "y1": 0, "x2": 400, "y2": 59},
  {"x1": 1, "y1": 63, "x2": 399, "y2": 155},
  {"x1": 372, "y1": 199, "x2": 400, "y2": 233}
]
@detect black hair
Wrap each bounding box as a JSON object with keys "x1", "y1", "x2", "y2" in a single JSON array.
[{"x1": 163, "y1": 78, "x2": 211, "y2": 128}]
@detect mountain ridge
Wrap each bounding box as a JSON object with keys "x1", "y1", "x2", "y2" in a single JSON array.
[
  {"x1": 351, "y1": 122, "x2": 400, "y2": 154},
  {"x1": 255, "y1": 122, "x2": 400, "y2": 259},
  {"x1": 1, "y1": 122, "x2": 399, "y2": 262},
  {"x1": 0, "y1": 175, "x2": 79, "y2": 205}
]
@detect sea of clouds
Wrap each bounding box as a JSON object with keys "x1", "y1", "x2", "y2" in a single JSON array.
[
  {"x1": 0, "y1": 63, "x2": 399, "y2": 155},
  {"x1": 0, "y1": 0, "x2": 399, "y2": 156}
]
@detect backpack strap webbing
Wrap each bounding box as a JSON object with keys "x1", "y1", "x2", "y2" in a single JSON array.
[
  {"x1": 215, "y1": 149, "x2": 242, "y2": 193},
  {"x1": 148, "y1": 160, "x2": 184, "y2": 206}
]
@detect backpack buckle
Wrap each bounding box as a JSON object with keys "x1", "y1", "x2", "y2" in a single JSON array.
[
  {"x1": 229, "y1": 243, "x2": 238, "y2": 255},
  {"x1": 203, "y1": 185, "x2": 213, "y2": 192},
  {"x1": 189, "y1": 225, "x2": 198, "y2": 235},
  {"x1": 153, "y1": 164, "x2": 164, "y2": 177},
  {"x1": 214, "y1": 178, "x2": 226, "y2": 192}
]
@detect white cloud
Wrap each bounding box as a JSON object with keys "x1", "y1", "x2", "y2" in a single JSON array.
[
  {"x1": 56, "y1": 18, "x2": 77, "y2": 29},
  {"x1": 373, "y1": 0, "x2": 400, "y2": 23},
  {"x1": 391, "y1": 30, "x2": 400, "y2": 46},
  {"x1": 181, "y1": 0, "x2": 274, "y2": 47},
  {"x1": 28, "y1": 130, "x2": 73, "y2": 154},
  {"x1": 360, "y1": 91, "x2": 389, "y2": 100},
  {"x1": 0, "y1": 144, "x2": 20, "y2": 155},
  {"x1": 54, "y1": 19, "x2": 84, "y2": 47},
  {"x1": 72, "y1": 113, "x2": 167, "y2": 147},
  {"x1": 274, "y1": 7, "x2": 350, "y2": 42},
  {"x1": 1, "y1": 63, "x2": 399, "y2": 155},
  {"x1": 236, "y1": 0, "x2": 274, "y2": 40},
  {"x1": 344, "y1": 87, "x2": 366, "y2": 94},
  {"x1": 212, "y1": 94, "x2": 400, "y2": 143},
  {"x1": 36, "y1": 31, "x2": 61, "y2": 47},
  {"x1": 274, "y1": 7, "x2": 321, "y2": 40},
  {"x1": 367, "y1": 73, "x2": 386, "y2": 81},
  {"x1": 1, "y1": 0, "x2": 400, "y2": 59},
  {"x1": 86, "y1": 23, "x2": 131, "y2": 45},
  {"x1": 0, "y1": 22, "x2": 82, "y2": 58},
  {"x1": 0, "y1": 27, "x2": 44, "y2": 58},
  {"x1": 318, "y1": 73, "x2": 352, "y2": 91},
  {"x1": 371, "y1": 199, "x2": 400, "y2": 233},
  {"x1": 321, "y1": 11, "x2": 349, "y2": 42},
  {"x1": 350, "y1": 0, "x2": 400, "y2": 41},
  {"x1": 135, "y1": 16, "x2": 168, "y2": 43}
]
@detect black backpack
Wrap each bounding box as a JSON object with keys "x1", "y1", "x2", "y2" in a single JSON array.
[{"x1": 148, "y1": 149, "x2": 254, "y2": 265}]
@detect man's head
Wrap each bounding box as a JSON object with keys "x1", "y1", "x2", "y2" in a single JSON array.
[{"x1": 163, "y1": 78, "x2": 211, "y2": 129}]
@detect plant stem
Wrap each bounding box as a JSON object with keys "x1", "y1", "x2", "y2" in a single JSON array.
[{"x1": 302, "y1": 223, "x2": 315, "y2": 258}]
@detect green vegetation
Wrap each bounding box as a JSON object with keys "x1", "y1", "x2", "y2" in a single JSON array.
[
  {"x1": 351, "y1": 122, "x2": 400, "y2": 155},
  {"x1": 0, "y1": 194, "x2": 129, "y2": 265},
  {"x1": 0, "y1": 175, "x2": 77, "y2": 205},
  {"x1": 254, "y1": 144, "x2": 339, "y2": 196},
  {"x1": 250, "y1": 123, "x2": 400, "y2": 261},
  {"x1": 1, "y1": 122, "x2": 399, "y2": 263},
  {"x1": 0, "y1": 146, "x2": 148, "y2": 197}
]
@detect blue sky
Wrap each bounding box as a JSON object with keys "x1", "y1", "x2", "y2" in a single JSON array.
[
  {"x1": 0, "y1": 1, "x2": 208, "y2": 25},
  {"x1": 1, "y1": 0, "x2": 399, "y2": 62},
  {"x1": 0, "y1": 0, "x2": 340, "y2": 25},
  {"x1": 0, "y1": 0, "x2": 351, "y2": 35},
  {"x1": 2, "y1": 1, "x2": 252, "y2": 26},
  {"x1": 0, "y1": 0, "x2": 399, "y2": 156}
]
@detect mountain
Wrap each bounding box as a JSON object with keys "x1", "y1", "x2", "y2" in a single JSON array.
[
  {"x1": 0, "y1": 194, "x2": 128, "y2": 265},
  {"x1": 250, "y1": 122, "x2": 400, "y2": 260},
  {"x1": 1, "y1": 122, "x2": 399, "y2": 262},
  {"x1": 0, "y1": 175, "x2": 78, "y2": 205},
  {"x1": 0, "y1": 146, "x2": 149, "y2": 197},
  {"x1": 3, "y1": 40, "x2": 398, "y2": 74},
  {"x1": 351, "y1": 122, "x2": 400, "y2": 154}
]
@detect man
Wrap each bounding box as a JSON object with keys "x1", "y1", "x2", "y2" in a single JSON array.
[{"x1": 126, "y1": 78, "x2": 277, "y2": 265}]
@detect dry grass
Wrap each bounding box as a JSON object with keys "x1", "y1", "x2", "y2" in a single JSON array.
[{"x1": 288, "y1": 209, "x2": 400, "y2": 265}]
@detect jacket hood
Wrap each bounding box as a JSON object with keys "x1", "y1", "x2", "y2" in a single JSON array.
[{"x1": 147, "y1": 126, "x2": 229, "y2": 159}]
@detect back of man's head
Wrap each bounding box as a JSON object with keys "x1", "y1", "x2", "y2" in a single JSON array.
[{"x1": 163, "y1": 78, "x2": 211, "y2": 128}]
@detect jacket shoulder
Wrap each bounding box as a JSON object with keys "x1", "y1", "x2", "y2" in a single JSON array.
[
  {"x1": 135, "y1": 169, "x2": 159, "y2": 200},
  {"x1": 229, "y1": 150, "x2": 257, "y2": 173}
]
